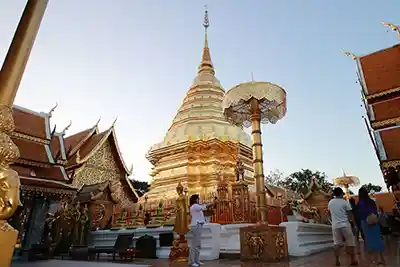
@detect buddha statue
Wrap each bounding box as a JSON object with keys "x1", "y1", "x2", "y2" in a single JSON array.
[
  {"x1": 146, "y1": 200, "x2": 165, "y2": 228},
  {"x1": 172, "y1": 182, "x2": 189, "y2": 234}
]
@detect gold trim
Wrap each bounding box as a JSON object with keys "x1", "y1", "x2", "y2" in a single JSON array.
[
  {"x1": 381, "y1": 160, "x2": 400, "y2": 168},
  {"x1": 75, "y1": 127, "x2": 132, "y2": 175},
  {"x1": 11, "y1": 132, "x2": 48, "y2": 144},
  {"x1": 371, "y1": 116, "x2": 400, "y2": 128},
  {"x1": 367, "y1": 86, "x2": 400, "y2": 100},
  {"x1": 20, "y1": 184, "x2": 75, "y2": 195},
  {"x1": 14, "y1": 159, "x2": 49, "y2": 168}
]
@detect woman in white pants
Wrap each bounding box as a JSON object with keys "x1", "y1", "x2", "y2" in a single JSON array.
[{"x1": 188, "y1": 195, "x2": 216, "y2": 267}]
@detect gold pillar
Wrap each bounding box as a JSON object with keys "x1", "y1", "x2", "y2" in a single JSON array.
[
  {"x1": 250, "y1": 98, "x2": 268, "y2": 224},
  {"x1": 0, "y1": 1, "x2": 48, "y2": 265},
  {"x1": 0, "y1": 0, "x2": 49, "y2": 105}
]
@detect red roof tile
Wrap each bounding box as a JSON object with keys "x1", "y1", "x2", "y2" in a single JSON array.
[
  {"x1": 360, "y1": 44, "x2": 400, "y2": 95},
  {"x1": 12, "y1": 137, "x2": 50, "y2": 163},
  {"x1": 66, "y1": 130, "x2": 107, "y2": 167},
  {"x1": 12, "y1": 107, "x2": 47, "y2": 139},
  {"x1": 372, "y1": 97, "x2": 400, "y2": 122},
  {"x1": 64, "y1": 128, "x2": 93, "y2": 152},
  {"x1": 380, "y1": 127, "x2": 400, "y2": 160},
  {"x1": 13, "y1": 164, "x2": 68, "y2": 182}
]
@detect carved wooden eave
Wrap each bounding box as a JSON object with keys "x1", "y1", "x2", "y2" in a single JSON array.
[
  {"x1": 20, "y1": 176, "x2": 76, "y2": 196},
  {"x1": 303, "y1": 177, "x2": 332, "y2": 200},
  {"x1": 75, "y1": 126, "x2": 132, "y2": 176},
  {"x1": 371, "y1": 116, "x2": 400, "y2": 130},
  {"x1": 382, "y1": 159, "x2": 400, "y2": 168}
]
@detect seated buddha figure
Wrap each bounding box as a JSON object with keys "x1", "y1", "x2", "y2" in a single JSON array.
[{"x1": 146, "y1": 200, "x2": 165, "y2": 228}]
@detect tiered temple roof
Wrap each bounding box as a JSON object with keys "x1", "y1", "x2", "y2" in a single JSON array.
[
  {"x1": 11, "y1": 105, "x2": 138, "y2": 204},
  {"x1": 354, "y1": 42, "x2": 400, "y2": 191}
]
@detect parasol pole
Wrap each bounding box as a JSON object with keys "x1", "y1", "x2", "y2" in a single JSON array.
[{"x1": 250, "y1": 98, "x2": 268, "y2": 224}]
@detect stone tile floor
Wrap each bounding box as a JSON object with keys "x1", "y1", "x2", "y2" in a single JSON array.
[{"x1": 11, "y1": 240, "x2": 400, "y2": 267}]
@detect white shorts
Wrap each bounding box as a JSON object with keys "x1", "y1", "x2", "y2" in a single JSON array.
[{"x1": 332, "y1": 225, "x2": 356, "y2": 247}]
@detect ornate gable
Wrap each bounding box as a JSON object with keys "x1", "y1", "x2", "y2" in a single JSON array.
[{"x1": 72, "y1": 139, "x2": 134, "y2": 207}]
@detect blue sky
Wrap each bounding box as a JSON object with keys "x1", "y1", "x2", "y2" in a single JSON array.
[{"x1": 1, "y1": 1, "x2": 398, "y2": 189}]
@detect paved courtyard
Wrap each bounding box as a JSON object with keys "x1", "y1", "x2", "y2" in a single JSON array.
[{"x1": 11, "y1": 241, "x2": 400, "y2": 267}]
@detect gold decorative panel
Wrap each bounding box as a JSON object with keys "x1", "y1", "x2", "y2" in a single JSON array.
[{"x1": 72, "y1": 141, "x2": 134, "y2": 207}]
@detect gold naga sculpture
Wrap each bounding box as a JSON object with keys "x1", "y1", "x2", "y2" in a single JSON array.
[
  {"x1": 169, "y1": 182, "x2": 190, "y2": 262},
  {"x1": 381, "y1": 21, "x2": 400, "y2": 40}
]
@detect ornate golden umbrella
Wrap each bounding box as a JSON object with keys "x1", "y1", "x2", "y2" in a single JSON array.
[
  {"x1": 223, "y1": 81, "x2": 287, "y2": 261},
  {"x1": 223, "y1": 81, "x2": 287, "y2": 223},
  {"x1": 333, "y1": 171, "x2": 360, "y2": 199}
]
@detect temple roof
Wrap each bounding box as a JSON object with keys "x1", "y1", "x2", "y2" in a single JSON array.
[
  {"x1": 66, "y1": 125, "x2": 132, "y2": 176},
  {"x1": 147, "y1": 10, "x2": 251, "y2": 157},
  {"x1": 358, "y1": 44, "x2": 400, "y2": 97},
  {"x1": 303, "y1": 177, "x2": 332, "y2": 200}
]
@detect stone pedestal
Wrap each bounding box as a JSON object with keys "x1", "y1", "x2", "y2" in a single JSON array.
[
  {"x1": 0, "y1": 222, "x2": 18, "y2": 267},
  {"x1": 240, "y1": 224, "x2": 288, "y2": 262}
]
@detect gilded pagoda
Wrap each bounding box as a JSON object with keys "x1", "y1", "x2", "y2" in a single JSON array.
[
  {"x1": 9, "y1": 105, "x2": 137, "y2": 251},
  {"x1": 348, "y1": 29, "x2": 400, "y2": 194},
  {"x1": 144, "y1": 10, "x2": 253, "y2": 202}
]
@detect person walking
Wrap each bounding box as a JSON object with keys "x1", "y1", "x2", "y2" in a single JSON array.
[
  {"x1": 349, "y1": 198, "x2": 362, "y2": 254},
  {"x1": 188, "y1": 194, "x2": 216, "y2": 267},
  {"x1": 328, "y1": 187, "x2": 358, "y2": 266},
  {"x1": 357, "y1": 187, "x2": 385, "y2": 265}
]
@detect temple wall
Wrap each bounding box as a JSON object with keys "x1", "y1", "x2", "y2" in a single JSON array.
[{"x1": 72, "y1": 141, "x2": 134, "y2": 207}]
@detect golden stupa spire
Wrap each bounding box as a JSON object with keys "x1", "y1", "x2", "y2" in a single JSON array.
[{"x1": 198, "y1": 5, "x2": 215, "y2": 75}]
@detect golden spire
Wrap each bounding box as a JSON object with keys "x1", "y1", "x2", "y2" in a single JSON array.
[{"x1": 198, "y1": 5, "x2": 215, "y2": 75}]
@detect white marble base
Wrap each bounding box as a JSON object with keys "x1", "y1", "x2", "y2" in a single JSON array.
[
  {"x1": 219, "y1": 223, "x2": 254, "y2": 254},
  {"x1": 279, "y1": 221, "x2": 333, "y2": 257},
  {"x1": 90, "y1": 223, "x2": 221, "y2": 260}
]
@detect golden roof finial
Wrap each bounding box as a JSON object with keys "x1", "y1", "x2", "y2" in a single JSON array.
[
  {"x1": 61, "y1": 120, "x2": 72, "y2": 135},
  {"x1": 198, "y1": 5, "x2": 215, "y2": 75},
  {"x1": 49, "y1": 102, "x2": 58, "y2": 117},
  {"x1": 381, "y1": 21, "x2": 400, "y2": 40},
  {"x1": 95, "y1": 117, "x2": 101, "y2": 127},
  {"x1": 341, "y1": 49, "x2": 357, "y2": 60},
  {"x1": 111, "y1": 117, "x2": 118, "y2": 128}
]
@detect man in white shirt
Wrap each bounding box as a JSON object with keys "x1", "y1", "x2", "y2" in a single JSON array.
[
  {"x1": 188, "y1": 194, "x2": 216, "y2": 267},
  {"x1": 328, "y1": 187, "x2": 358, "y2": 266}
]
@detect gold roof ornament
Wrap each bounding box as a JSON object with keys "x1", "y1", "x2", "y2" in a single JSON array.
[
  {"x1": 49, "y1": 102, "x2": 58, "y2": 117},
  {"x1": 198, "y1": 5, "x2": 214, "y2": 75},
  {"x1": 61, "y1": 120, "x2": 72, "y2": 136},
  {"x1": 341, "y1": 49, "x2": 357, "y2": 60},
  {"x1": 381, "y1": 21, "x2": 400, "y2": 41}
]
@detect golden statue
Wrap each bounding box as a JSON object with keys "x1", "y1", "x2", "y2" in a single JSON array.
[
  {"x1": 73, "y1": 202, "x2": 81, "y2": 245},
  {"x1": 173, "y1": 183, "x2": 189, "y2": 234},
  {"x1": 169, "y1": 182, "x2": 190, "y2": 262},
  {"x1": 79, "y1": 204, "x2": 89, "y2": 245}
]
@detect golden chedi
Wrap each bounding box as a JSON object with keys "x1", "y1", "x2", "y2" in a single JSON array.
[{"x1": 143, "y1": 9, "x2": 254, "y2": 203}]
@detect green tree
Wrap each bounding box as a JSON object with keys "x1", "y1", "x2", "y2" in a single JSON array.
[
  {"x1": 278, "y1": 169, "x2": 333, "y2": 194},
  {"x1": 361, "y1": 183, "x2": 382, "y2": 193},
  {"x1": 265, "y1": 169, "x2": 285, "y2": 186},
  {"x1": 130, "y1": 179, "x2": 149, "y2": 196}
]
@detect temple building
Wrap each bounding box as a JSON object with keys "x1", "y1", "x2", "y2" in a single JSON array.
[
  {"x1": 353, "y1": 42, "x2": 400, "y2": 193},
  {"x1": 9, "y1": 105, "x2": 137, "y2": 251},
  {"x1": 144, "y1": 10, "x2": 254, "y2": 201}
]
